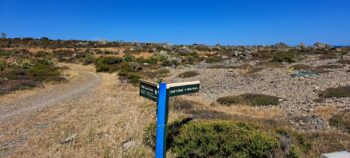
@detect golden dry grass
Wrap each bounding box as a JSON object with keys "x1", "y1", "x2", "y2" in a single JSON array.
[
  {"x1": 212, "y1": 104, "x2": 284, "y2": 120},
  {"x1": 314, "y1": 105, "x2": 339, "y2": 120},
  {"x1": 3, "y1": 72, "x2": 156, "y2": 157}
]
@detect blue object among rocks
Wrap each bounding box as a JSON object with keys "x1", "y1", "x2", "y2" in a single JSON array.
[{"x1": 291, "y1": 70, "x2": 319, "y2": 78}]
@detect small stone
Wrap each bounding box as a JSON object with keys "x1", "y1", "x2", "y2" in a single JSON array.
[
  {"x1": 61, "y1": 134, "x2": 77, "y2": 144},
  {"x1": 122, "y1": 140, "x2": 137, "y2": 151}
]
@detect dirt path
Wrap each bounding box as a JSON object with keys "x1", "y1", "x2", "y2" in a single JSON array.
[
  {"x1": 0, "y1": 64, "x2": 101, "y2": 157},
  {"x1": 0, "y1": 65, "x2": 101, "y2": 123}
]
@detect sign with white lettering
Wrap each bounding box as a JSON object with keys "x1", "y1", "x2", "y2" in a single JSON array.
[{"x1": 139, "y1": 80, "x2": 158, "y2": 101}]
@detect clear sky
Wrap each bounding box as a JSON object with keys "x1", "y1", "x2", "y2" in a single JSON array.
[{"x1": 1, "y1": 0, "x2": 349, "y2": 45}]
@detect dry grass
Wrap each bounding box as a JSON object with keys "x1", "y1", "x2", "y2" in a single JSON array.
[
  {"x1": 3, "y1": 72, "x2": 155, "y2": 157},
  {"x1": 213, "y1": 105, "x2": 284, "y2": 120},
  {"x1": 314, "y1": 105, "x2": 338, "y2": 120}
]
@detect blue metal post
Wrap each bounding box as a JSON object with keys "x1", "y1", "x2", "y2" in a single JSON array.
[{"x1": 155, "y1": 82, "x2": 167, "y2": 158}]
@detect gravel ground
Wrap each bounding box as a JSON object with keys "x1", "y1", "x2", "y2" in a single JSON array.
[{"x1": 167, "y1": 55, "x2": 350, "y2": 130}]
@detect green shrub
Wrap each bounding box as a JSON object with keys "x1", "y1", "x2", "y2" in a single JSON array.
[
  {"x1": 217, "y1": 93, "x2": 281, "y2": 106},
  {"x1": 82, "y1": 54, "x2": 95, "y2": 65},
  {"x1": 37, "y1": 58, "x2": 54, "y2": 66},
  {"x1": 172, "y1": 121, "x2": 279, "y2": 158},
  {"x1": 0, "y1": 60, "x2": 5, "y2": 71},
  {"x1": 29, "y1": 64, "x2": 61, "y2": 81},
  {"x1": 272, "y1": 51, "x2": 296, "y2": 63},
  {"x1": 123, "y1": 54, "x2": 136, "y2": 62},
  {"x1": 95, "y1": 56, "x2": 123, "y2": 72},
  {"x1": 0, "y1": 50, "x2": 12, "y2": 57},
  {"x1": 329, "y1": 110, "x2": 350, "y2": 133},
  {"x1": 177, "y1": 70, "x2": 199, "y2": 78},
  {"x1": 318, "y1": 86, "x2": 350, "y2": 99},
  {"x1": 16, "y1": 59, "x2": 32, "y2": 69},
  {"x1": 126, "y1": 72, "x2": 141, "y2": 85},
  {"x1": 205, "y1": 56, "x2": 223, "y2": 63},
  {"x1": 144, "y1": 118, "x2": 193, "y2": 150}
]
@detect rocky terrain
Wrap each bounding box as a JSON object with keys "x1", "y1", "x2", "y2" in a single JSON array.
[{"x1": 168, "y1": 55, "x2": 350, "y2": 131}]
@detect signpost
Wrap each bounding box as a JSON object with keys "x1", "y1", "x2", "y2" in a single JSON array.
[{"x1": 139, "y1": 79, "x2": 200, "y2": 158}]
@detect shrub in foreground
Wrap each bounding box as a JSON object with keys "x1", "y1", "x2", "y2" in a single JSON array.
[
  {"x1": 172, "y1": 121, "x2": 279, "y2": 158},
  {"x1": 217, "y1": 93, "x2": 281, "y2": 106}
]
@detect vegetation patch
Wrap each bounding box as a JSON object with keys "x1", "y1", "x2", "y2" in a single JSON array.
[
  {"x1": 205, "y1": 56, "x2": 223, "y2": 63},
  {"x1": 329, "y1": 110, "x2": 350, "y2": 133},
  {"x1": 177, "y1": 70, "x2": 199, "y2": 78},
  {"x1": 145, "y1": 119, "x2": 315, "y2": 157},
  {"x1": 289, "y1": 64, "x2": 313, "y2": 71},
  {"x1": 172, "y1": 121, "x2": 279, "y2": 158},
  {"x1": 338, "y1": 59, "x2": 350, "y2": 65},
  {"x1": 217, "y1": 93, "x2": 281, "y2": 106},
  {"x1": 316, "y1": 64, "x2": 343, "y2": 69},
  {"x1": 0, "y1": 58, "x2": 63, "y2": 95},
  {"x1": 95, "y1": 56, "x2": 123, "y2": 72},
  {"x1": 318, "y1": 86, "x2": 350, "y2": 100},
  {"x1": 272, "y1": 51, "x2": 296, "y2": 63}
]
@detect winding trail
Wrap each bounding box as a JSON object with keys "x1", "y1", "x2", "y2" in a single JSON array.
[
  {"x1": 0, "y1": 64, "x2": 101, "y2": 157},
  {"x1": 0, "y1": 65, "x2": 101, "y2": 123}
]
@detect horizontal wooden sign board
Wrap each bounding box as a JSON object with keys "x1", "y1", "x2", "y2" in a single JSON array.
[
  {"x1": 167, "y1": 81, "x2": 200, "y2": 97},
  {"x1": 140, "y1": 80, "x2": 158, "y2": 101},
  {"x1": 139, "y1": 80, "x2": 200, "y2": 101}
]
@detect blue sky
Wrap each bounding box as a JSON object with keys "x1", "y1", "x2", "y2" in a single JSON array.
[{"x1": 1, "y1": 0, "x2": 349, "y2": 45}]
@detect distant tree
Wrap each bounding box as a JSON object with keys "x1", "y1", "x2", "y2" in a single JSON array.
[{"x1": 1, "y1": 32, "x2": 7, "y2": 38}]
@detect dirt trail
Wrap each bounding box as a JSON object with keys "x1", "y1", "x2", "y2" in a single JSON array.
[
  {"x1": 0, "y1": 64, "x2": 101, "y2": 157},
  {"x1": 0, "y1": 65, "x2": 101, "y2": 123}
]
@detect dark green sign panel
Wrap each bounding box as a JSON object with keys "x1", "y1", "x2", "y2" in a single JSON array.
[
  {"x1": 140, "y1": 82, "x2": 158, "y2": 101},
  {"x1": 168, "y1": 84, "x2": 200, "y2": 97}
]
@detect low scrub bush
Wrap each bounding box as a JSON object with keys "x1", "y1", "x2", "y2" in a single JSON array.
[
  {"x1": 217, "y1": 93, "x2": 281, "y2": 106},
  {"x1": 172, "y1": 121, "x2": 279, "y2": 158},
  {"x1": 144, "y1": 118, "x2": 193, "y2": 150},
  {"x1": 338, "y1": 59, "x2": 350, "y2": 65},
  {"x1": 316, "y1": 64, "x2": 342, "y2": 69},
  {"x1": 29, "y1": 64, "x2": 62, "y2": 81},
  {"x1": 82, "y1": 54, "x2": 95, "y2": 65},
  {"x1": 177, "y1": 70, "x2": 199, "y2": 78},
  {"x1": 329, "y1": 110, "x2": 350, "y2": 133},
  {"x1": 205, "y1": 56, "x2": 223, "y2": 63},
  {"x1": 95, "y1": 56, "x2": 123, "y2": 72},
  {"x1": 0, "y1": 60, "x2": 5, "y2": 71},
  {"x1": 272, "y1": 51, "x2": 296, "y2": 63},
  {"x1": 123, "y1": 54, "x2": 136, "y2": 62},
  {"x1": 318, "y1": 86, "x2": 350, "y2": 100}
]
